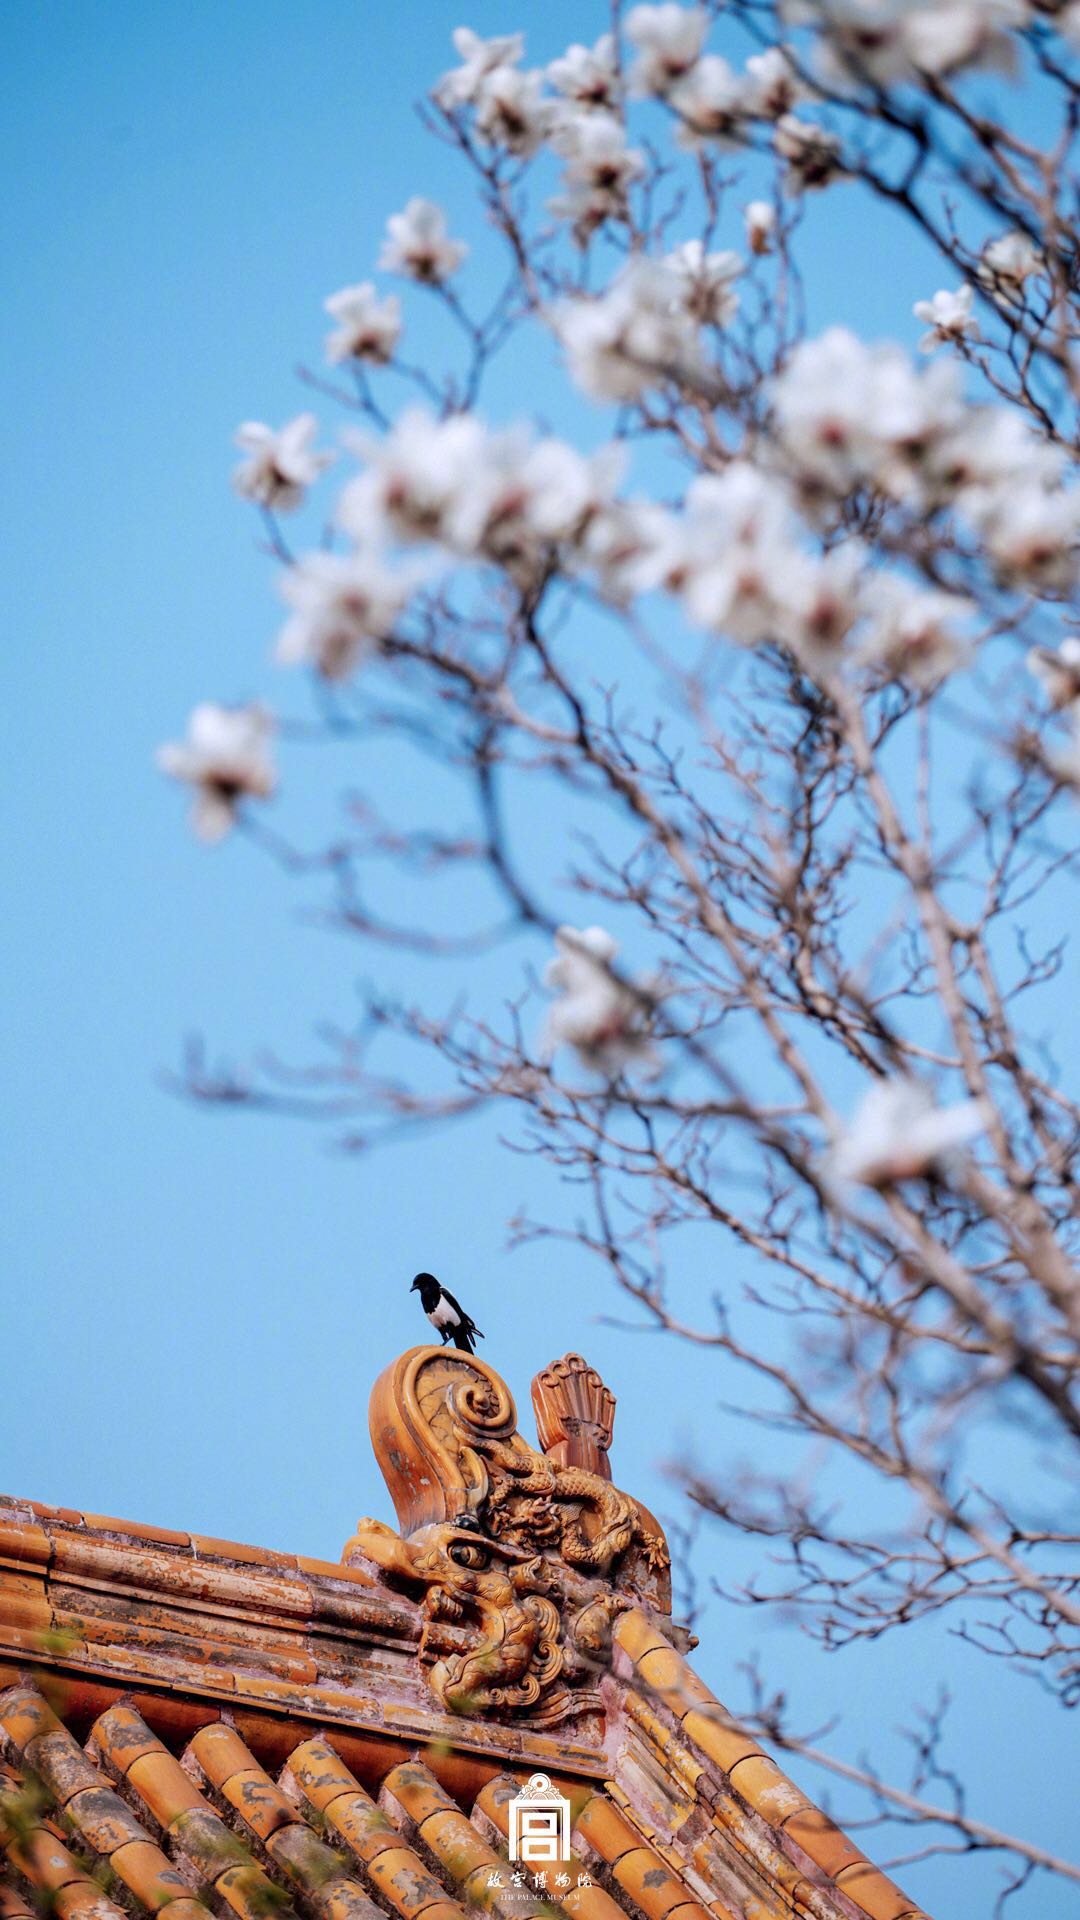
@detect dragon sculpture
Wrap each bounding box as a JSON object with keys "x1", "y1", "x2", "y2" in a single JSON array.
[{"x1": 344, "y1": 1348, "x2": 671, "y2": 1724}]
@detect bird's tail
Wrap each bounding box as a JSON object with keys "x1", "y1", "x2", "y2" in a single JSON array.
[{"x1": 453, "y1": 1324, "x2": 482, "y2": 1353}]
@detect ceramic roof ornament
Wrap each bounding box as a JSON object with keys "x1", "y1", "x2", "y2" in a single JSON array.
[{"x1": 344, "y1": 1347, "x2": 670, "y2": 1727}]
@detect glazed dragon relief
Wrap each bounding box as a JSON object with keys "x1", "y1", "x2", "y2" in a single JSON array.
[{"x1": 345, "y1": 1348, "x2": 671, "y2": 1724}]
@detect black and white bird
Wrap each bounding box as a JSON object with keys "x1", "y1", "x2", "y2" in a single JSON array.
[{"x1": 410, "y1": 1272, "x2": 484, "y2": 1354}]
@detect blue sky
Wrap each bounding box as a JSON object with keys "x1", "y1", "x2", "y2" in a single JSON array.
[{"x1": 2, "y1": 5, "x2": 1073, "y2": 1914}]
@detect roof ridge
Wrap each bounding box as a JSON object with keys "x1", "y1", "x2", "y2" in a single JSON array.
[{"x1": 611, "y1": 1612, "x2": 928, "y2": 1920}]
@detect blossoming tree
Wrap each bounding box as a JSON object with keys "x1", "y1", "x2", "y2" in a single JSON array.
[{"x1": 159, "y1": 5, "x2": 1080, "y2": 1908}]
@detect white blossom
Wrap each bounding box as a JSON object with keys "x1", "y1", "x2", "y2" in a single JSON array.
[
  {"x1": 913, "y1": 284, "x2": 976, "y2": 353},
  {"x1": 499, "y1": 438, "x2": 624, "y2": 546},
  {"x1": 858, "y1": 575, "x2": 974, "y2": 685},
  {"x1": 979, "y1": 229, "x2": 1043, "y2": 301},
  {"x1": 904, "y1": 0, "x2": 1027, "y2": 77},
  {"x1": 379, "y1": 198, "x2": 467, "y2": 283},
  {"x1": 542, "y1": 925, "x2": 656, "y2": 1075},
  {"x1": 926, "y1": 403, "x2": 1060, "y2": 504},
  {"x1": 556, "y1": 262, "x2": 703, "y2": 402},
  {"x1": 157, "y1": 703, "x2": 276, "y2": 843},
  {"x1": 340, "y1": 410, "x2": 622, "y2": 576},
  {"x1": 446, "y1": 431, "x2": 624, "y2": 573},
  {"x1": 435, "y1": 26, "x2": 525, "y2": 107},
  {"x1": 828, "y1": 1076, "x2": 990, "y2": 1188},
  {"x1": 474, "y1": 64, "x2": 553, "y2": 154},
  {"x1": 669, "y1": 55, "x2": 744, "y2": 145},
  {"x1": 968, "y1": 481, "x2": 1080, "y2": 592},
  {"x1": 775, "y1": 114, "x2": 844, "y2": 192},
  {"x1": 785, "y1": 0, "x2": 916, "y2": 86},
  {"x1": 665, "y1": 465, "x2": 971, "y2": 681},
  {"x1": 782, "y1": 542, "x2": 866, "y2": 675},
  {"x1": 550, "y1": 110, "x2": 644, "y2": 228},
  {"x1": 785, "y1": 0, "x2": 1027, "y2": 86},
  {"x1": 771, "y1": 327, "x2": 962, "y2": 498},
  {"x1": 678, "y1": 463, "x2": 805, "y2": 645},
  {"x1": 744, "y1": 200, "x2": 777, "y2": 254},
  {"x1": 580, "y1": 498, "x2": 683, "y2": 602},
  {"x1": 1028, "y1": 636, "x2": 1080, "y2": 709},
  {"x1": 625, "y1": 4, "x2": 708, "y2": 95},
  {"x1": 771, "y1": 327, "x2": 884, "y2": 491},
  {"x1": 277, "y1": 550, "x2": 410, "y2": 679},
  {"x1": 547, "y1": 35, "x2": 619, "y2": 110},
  {"x1": 742, "y1": 46, "x2": 803, "y2": 118},
  {"x1": 232, "y1": 414, "x2": 332, "y2": 512},
  {"x1": 340, "y1": 408, "x2": 487, "y2": 547},
  {"x1": 1049, "y1": 703, "x2": 1080, "y2": 789},
  {"x1": 922, "y1": 404, "x2": 1080, "y2": 589},
  {"x1": 665, "y1": 240, "x2": 742, "y2": 326},
  {"x1": 324, "y1": 283, "x2": 402, "y2": 365}
]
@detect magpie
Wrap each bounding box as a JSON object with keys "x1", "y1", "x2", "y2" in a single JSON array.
[{"x1": 410, "y1": 1272, "x2": 484, "y2": 1354}]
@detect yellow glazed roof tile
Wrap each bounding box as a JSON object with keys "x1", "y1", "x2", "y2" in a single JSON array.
[{"x1": 1, "y1": 1346, "x2": 931, "y2": 1920}]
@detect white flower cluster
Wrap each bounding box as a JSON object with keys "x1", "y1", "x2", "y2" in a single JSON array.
[
  {"x1": 230, "y1": 408, "x2": 976, "y2": 688},
  {"x1": 231, "y1": 396, "x2": 971, "y2": 690},
  {"x1": 626, "y1": 10, "x2": 843, "y2": 189},
  {"x1": 547, "y1": 35, "x2": 620, "y2": 111},
  {"x1": 1029, "y1": 636, "x2": 1080, "y2": 712},
  {"x1": 338, "y1": 408, "x2": 624, "y2": 582},
  {"x1": 772, "y1": 327, "x2": 1080, "y2": 594},
  {"x1": 556, "y1": 259, "x2": 717, "y2": 403},
  {"x1": 583, "y1": 459, "x2": 974, "y2": 684},
  {"x1": 428, "y1": 6, "x2": 1080, "y2": 232},
  {"x1": 170, "y1": 17, "x2": 1080, "y2": 848},
  {"x1": 221, "y1": 400, "x2": 978, "y2": 719},
  {"x1": 277, "y1": 550, "x2": 414, "y2": 681},
  {"x1": 829, "y1": 1075, "x2": 990, "y2": 1188},
  {"x1": 218, "y1": 407, "x2": 633, "y2": 709},
  {"x1": 774, "y1": 113, "x2": 843, "y2": 192},
  {"x1": 783, "y1": 0, "x2": 1031, "y2": 86},
  {"x1": 437, "y1": 25, "x2": 565, "y2": 165},
  {"x1": 319, "y1": 200, "x2": 467, "y2": 383},
  {"x1": 432, "y1": 18, "x2": 839, "y2": 229},
  {"x1": 667, "y1": 240, "x2": 743, "y2": 327},
  {"x1": 542, "y1": 925, "x2": 657, "y2": 1075}
]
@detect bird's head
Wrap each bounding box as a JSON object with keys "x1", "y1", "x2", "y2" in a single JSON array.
[{"x1": 411, "y1": 1271, "x2": 436, "y2": 1294}]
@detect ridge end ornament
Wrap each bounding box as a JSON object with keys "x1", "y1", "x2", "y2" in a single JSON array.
[
  {"x1": 532, "y1": 1351, "x2": 616, "y2": 1479},
  {"x1": 344, "y1": 1345, "x2": 671, "y2": 1725}
]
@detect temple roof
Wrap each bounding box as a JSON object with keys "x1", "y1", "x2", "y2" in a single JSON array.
[{"x1": 0, "y1": 1349, "x2": 928, "y2": 1920}]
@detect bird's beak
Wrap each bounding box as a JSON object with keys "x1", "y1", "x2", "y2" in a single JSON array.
[{"x1": 409, "y1": 1280, "x2": 419, "y2": 1292}]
